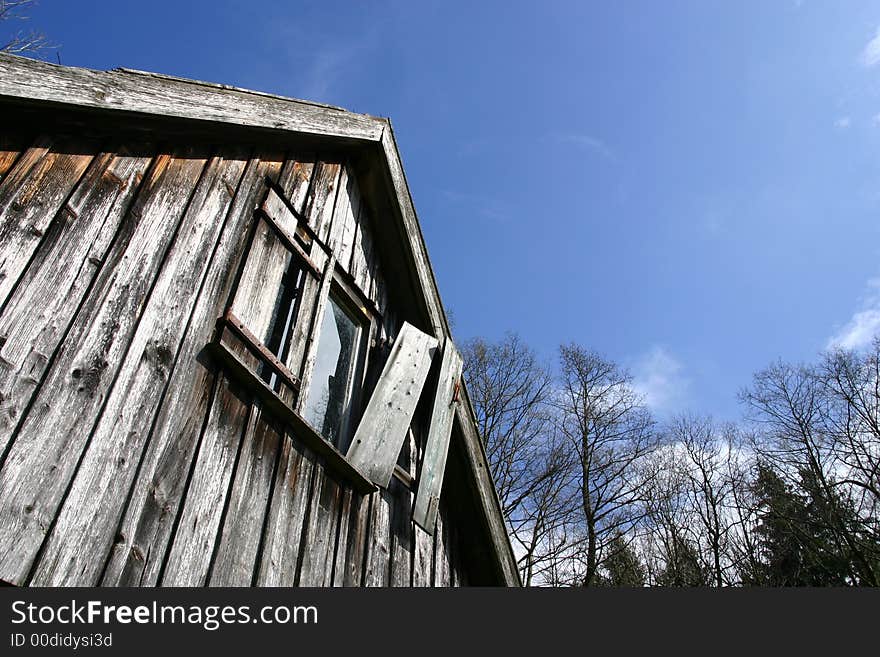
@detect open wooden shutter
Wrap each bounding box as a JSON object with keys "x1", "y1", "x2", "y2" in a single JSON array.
[
  {"x1": 413, "y1": 341, "x2": 463, "y2": 533},
  {"x1": 346, "y1": 321, "x2": 438, "y2": 487}
]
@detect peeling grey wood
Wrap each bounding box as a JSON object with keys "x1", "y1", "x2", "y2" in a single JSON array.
[
  {"x1": 0, "y1": 149, "x2": 150, "y2": 457},
  {"x1": 389, "y1": 476, "x2": 412, "y2": 587},
  {"x1": 349, "y1": 201, "x2": 375, "y2": 303},
  {"x1": 101, "y1": 156, "x2": 279, "y2": 586},
  {"x1": 208, "y1": 411, "x2": 281, "y2": 586},
  {"x1": 327, "y1": 166, "x2": 359, "y2": 276},
  {"x1": 0, "y1": 54, "x2": 386, "y2": 144},
  {"x1": 256, "y1": 438, "x2": 316, "y2": 586},
  {"x1": 0, "y1": 136, "x2": 51, "y2": 211},
  {"x1": 346, "y1": 322, "x2": 438, "y2": 487},
  {"x1": 297, "y1": 464, "x2": 343, "y2": 586},
  {"x1": 412, "y1": 524, "x2": 434, "y2": 586},
  {"x1": 0, "y1": 139, "x2": 93, "y2": 314},
  {"x1": 30, "y1": 153, "x2": 248, "y2": 586},
  {"x1": 261, "y1": 186, "x2": 299, "y2": 236},
  {"x1": 311, "y1": 162, "x2": 342, "y2": 246},
  {"x1": 413, "y1": 342, "x2": 463, "y2": 533},
  {"x1": 332, "y1": 490, "x2": 369, "y2": 586},
  {"x1": 363, "y1": 489, "x2": 393, "y2": 587},
  {"x1": 0, "y1": 152, "x2": 206, "y2": 586},
  {"x1": 433, "y1": 510, "x2": 451, "y2": 587},
  {"x1": 160, "y1": 372, "x2": 250, "y2": 586}
]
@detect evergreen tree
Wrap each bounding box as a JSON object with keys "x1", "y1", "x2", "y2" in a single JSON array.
[
  {"x1": 599, "y1": 533, "x2": 646, "y2": 587},
  {"x1": 656, "y1": 531, "x2": 710, "y2": 586}
]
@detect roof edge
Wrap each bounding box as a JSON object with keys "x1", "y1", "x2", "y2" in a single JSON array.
[{"x1": 0, "y1": 53, "x2": 387, "y2": 142}]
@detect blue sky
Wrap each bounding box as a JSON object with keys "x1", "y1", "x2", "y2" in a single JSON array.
[{"x1": 11, "y1": 1, "x2": 880, "y2": 421}]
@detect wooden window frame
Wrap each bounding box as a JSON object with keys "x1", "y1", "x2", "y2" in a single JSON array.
[
  {"x1": 209, "y1": 182, "x2": 379, "y2": 493},
  {"x1": 298, "y1": 272, "x2": 375, "y2": 453}
]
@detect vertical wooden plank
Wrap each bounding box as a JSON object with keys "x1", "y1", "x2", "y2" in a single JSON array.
[
  {"x1": 256, "y1": 438, "x2": 316, "y2": 586},
  {"x1": 0, "y1": 136, "x2": 52, "y2": 212},
  {"x1": 0, "y1": 139, "x2": 94, "y2": 311},
  {"x1": 413, "y1": 342, "x2": 463, "y2": 532},
  {"x1": 349, "y1": 200, "x2": 375, "y2": 300},
  {"x1": 337, "y1": 491, "x2": 370, "y2": 586},
  {"x1": 327, "y1": 166, "x2": 359, "y2": 276},
  {"x1": 297, "y1": 463, "x2": 343, "y2": 586},
  {"x1": 100, "y1": 157, "x2": 281, "y2": 587},
  {"x1": 0, "y1": 140, "x2": 23, "y2": 181},
  {"x1": 0, "y1": 151, "x2": 206, "y2": 586},
  {"x1": 29, "y1": 154, "x2": 249, "y2": 586},
  {"x1": 0, "y1": 150, "x2": 151, "y2": 456},
  {"x1": 312, "y1": 162, "x2": 341, "y2": 246},
  {"x1": 389, "y1": 477, "x2": 413, "y2": 587},
  {"x1": 412, "y1": 525, "x2": 434, "y2": 587},
  {"x1": 410, "y1": 420, "x2": 433, "y2": 587},
  {"x1": 160, "y1": 373, "x2": 250, "y2": 586},
  {"x1": 208, "y1": 412, "x2": 282, "y2": 586},
  {"x1": 363, "y1": 489, "x2": 393, "y2": 587},
  {"x1": 346, "y1": 322, "x2": 438, "y2": 487},
  {"x1": 433, "y1": 510, "x2": 451, "y2": 587}
]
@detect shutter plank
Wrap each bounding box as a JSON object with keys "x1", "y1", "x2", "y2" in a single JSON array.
[
  {"x1": 346, "y1": 322, "x2": 438, "y2": 487},
  {"x1": 413, "y1": 342, "x2": 463, "y2": 532}
]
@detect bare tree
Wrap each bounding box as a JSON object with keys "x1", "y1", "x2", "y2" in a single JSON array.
[
  {"x1": 639, "y1": 444, "x2": 689, "y2": 585},
  {"x1": 1, "y1": 1, "x2": 53, "y2": 56},
  {"x1": 741, "y1": 360, "x2": 880, "y2": 585},
  {"x1": 554, "y1": 344, "x2": 658, "y2": 586},
  {"x1": 818, "y1": 339, "x2": 880, "y2": 522},
  {"x1": 462, "y1": 334, "x2": 575, "y2": 585},
  {"x1": 670, "y1": 414, "x2": 739, "y2": 586}
]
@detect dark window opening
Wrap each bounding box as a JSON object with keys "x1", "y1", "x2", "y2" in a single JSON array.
[{"x1": 260, "y1": 254, "x2": 307, "y2": 390}]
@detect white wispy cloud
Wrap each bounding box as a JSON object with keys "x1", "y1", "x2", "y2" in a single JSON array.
[
  {"x1": 834, "y1": 116, "x2": 851, "y2": 129},
  {"x1": 631, "y1": 346, "x2": 689, "y2": 414},
  {"x1": 268, "y1": 22, "x2": 382, "y2": 103},
  {"x1": 440, "y1": 189, "x2": 510, "y2": 223},
  {"x1": 551, "y1": 133, "x2": 615, "y2": 160},
  {"x1": 827, "y1": 278, "x2": 880, "y2": 351},
  {"x1": 861, "y1": 27, "x2": 880, "y2": 68}
]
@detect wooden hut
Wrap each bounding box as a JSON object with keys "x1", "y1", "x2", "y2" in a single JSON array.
[{"x1": 0, "y1": 54, "x2": 518, "y2": 587}]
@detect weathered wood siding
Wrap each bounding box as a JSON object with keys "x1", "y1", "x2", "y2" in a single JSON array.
[{"x1": 0, "y1": 134, "x2": 472, "y2": 587}]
